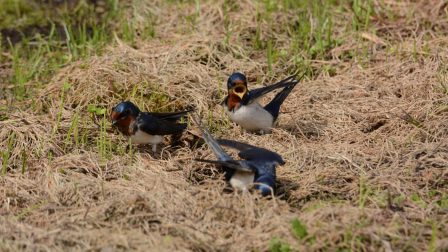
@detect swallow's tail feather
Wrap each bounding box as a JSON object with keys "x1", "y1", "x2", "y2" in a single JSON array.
[
  {"x1": 248, "y1": 75, "x2": 297, "y2": 101},
  {"x1": 191, "y1": 114, "x2": 233, "y2": 161},
  {"x1": 148, "y1": 107, "x2": 195, "y2": 121},
  {"x1": 172, "y1": 122, "x2": 188, "y2": 133},
  {"x1": 263, "y1": 80, "x2": 298, "y2": 121},
  {"x1": 194, "y1": 159, "x2": 252, "y2": 172}
]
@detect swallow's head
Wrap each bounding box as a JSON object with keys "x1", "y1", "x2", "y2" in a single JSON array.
[
  {"x1": 254, "y1": 177, "x2": 276, "y2": 197},
  {"x1": 227, "y1": 72, "x2": 248, "y2": 100},
  {"x1": 110, "y1": 101, "x2": 140, "y2": 134},
  {"x1": 257, "y1": 184, "x2": 274, "y2": 197}
]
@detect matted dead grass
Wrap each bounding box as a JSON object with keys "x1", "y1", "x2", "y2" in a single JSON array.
[{"x1": 1, "y1": 0, "x2": 448, "y2": 251}]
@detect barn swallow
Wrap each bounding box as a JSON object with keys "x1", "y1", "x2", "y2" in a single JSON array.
[
  {"x1": 111, "y1": 101, "x2": 193, "y2": 152},
  {"x1": 192, "y1": 115, "x2": 285, "y2": 196},
  {"x1": 222, "y1": 72, "x2": 303, "y2": 134}
]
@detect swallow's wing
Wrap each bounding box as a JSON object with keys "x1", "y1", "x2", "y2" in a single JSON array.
[
  {"x1": 138, "y1": 113, "x2": 187, "y2": 135},
  {"x1": 217, "y1": 139, "x2": 285, "y2": 165},
  {"x1": 192, "y1": 115, "x2": 233, "y2": 162},
  {"x1": 194, "y1": 158, "x2": 253, "y2": 172},
  {"x1": 238, "y1": 148, "x2": 285, "y2": 165},
  {"x1": 146, "y1": 108, "x2": 194, "y2": 122},
  {"x1": 245, "y1": 75, "x2": 298, "y2": 103},
  {"x1": 216, "y1": 139, "x2": 255, "y2": 152}
]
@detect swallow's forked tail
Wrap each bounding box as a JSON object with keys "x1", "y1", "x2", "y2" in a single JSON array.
[{"x1": 264, "y1": 73, "x2": 305, "y2": 121}]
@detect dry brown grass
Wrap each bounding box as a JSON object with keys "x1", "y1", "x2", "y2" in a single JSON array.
[{"x1": 1, "y1": 0, "x2": 448, "y2": 251}]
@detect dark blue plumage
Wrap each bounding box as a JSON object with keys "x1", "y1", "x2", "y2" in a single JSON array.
[
  {"x1": 111, "y1": 101, "x2": 193, "y2": 152},
  {"x1": 227, "y1": 72, "x2": 247, "y2": 90},
  {"x1": 263, "y1": 80, "x2": 298, "y2": 121},
  {"x1": 112, "y1": 101, "x2": 141, "y2": 118},
  {"x1": 193, "y1": 115, "x2": 285, "y2": 197}
]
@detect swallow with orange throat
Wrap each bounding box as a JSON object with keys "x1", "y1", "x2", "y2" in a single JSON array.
[
  {"x1": 111, "y1": 101, "x2": 193, "y2": 152},
  {"x1": 222, "y1": 72, "x2": 303, "y2": 134},
  {"x1": 192, "y1": 115, "x2": 285, "y2": 197}
]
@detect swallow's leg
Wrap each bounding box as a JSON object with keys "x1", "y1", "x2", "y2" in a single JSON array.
[{"x1": 152, "y1": 144, "x2": 157, "y2": 153}]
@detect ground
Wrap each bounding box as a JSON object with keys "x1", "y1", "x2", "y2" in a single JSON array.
[{"x1": 0, "y1": 0, "x2": 447, "y2": 251}]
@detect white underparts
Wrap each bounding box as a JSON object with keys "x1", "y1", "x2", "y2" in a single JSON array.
[
  {"x1": 229, "y1": 171, "x2": 255, "y2": 191},
  {"x1": 226, "y1": 102, "x2": 274, "y2": 133},
  {"x1": 129, "y1": 130, "x2": 164, "y2": 152}
]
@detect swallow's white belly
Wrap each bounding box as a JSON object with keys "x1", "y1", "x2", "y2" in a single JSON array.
[
  {"x1": 130, "y1": 130, "x2": 163, "y2": 145},
  {"x1": 230, "y1": 171, "x2": 255, "y2": 191},
  {"x1": 227, "y1": 102, "x2": 274, "y2": 132}
]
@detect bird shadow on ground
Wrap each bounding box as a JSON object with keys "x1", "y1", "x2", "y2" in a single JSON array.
[{"x1": 275, "y1": 177, "x2": 301, "y2": 205}]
